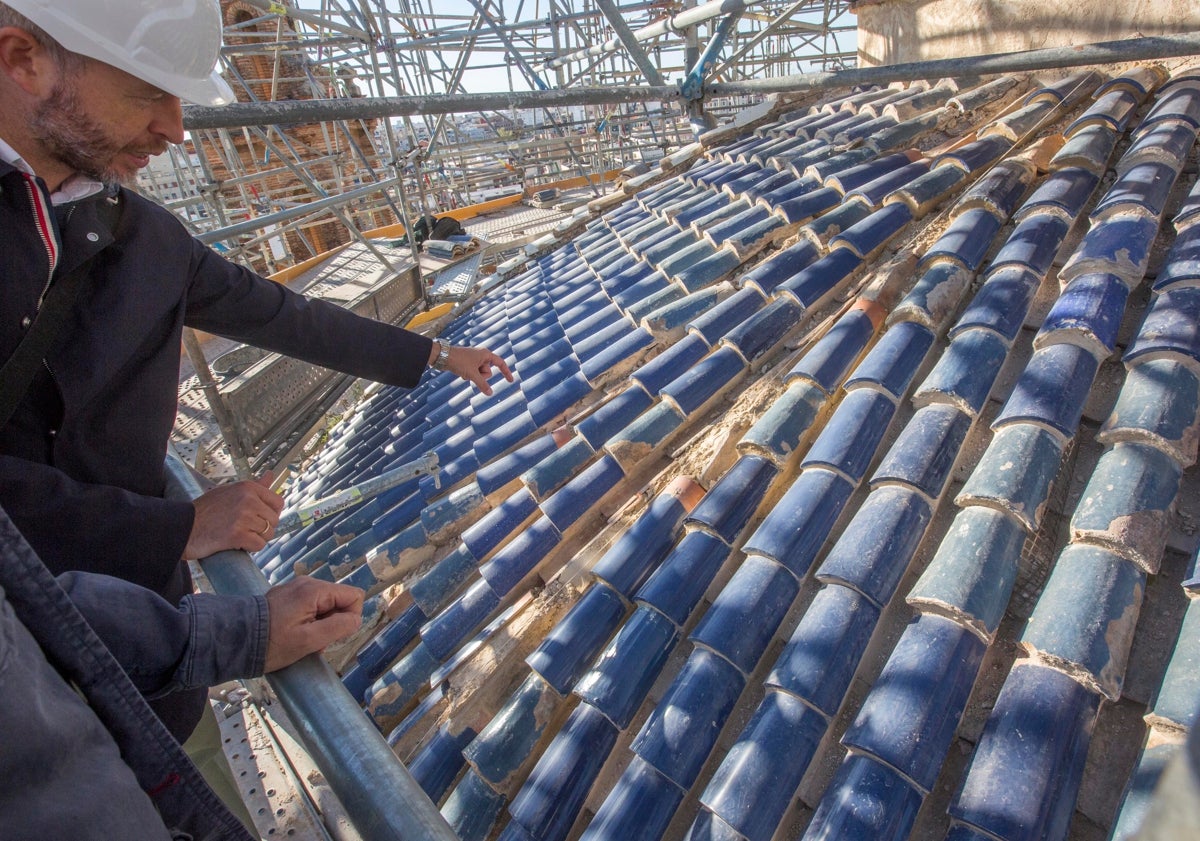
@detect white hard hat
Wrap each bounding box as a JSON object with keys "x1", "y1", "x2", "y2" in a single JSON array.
[{"x1": 6, "y1": 0, "x2": 235, "y2": 105}]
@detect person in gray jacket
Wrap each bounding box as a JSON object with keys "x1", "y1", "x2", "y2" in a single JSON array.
[{"x1": 0, "y1": 504, "x2": 363, "y2": 840}]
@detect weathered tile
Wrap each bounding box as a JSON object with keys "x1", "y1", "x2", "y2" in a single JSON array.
[
  {"x1": 993, "y1": 343, "x2": 1101, "y2": 439},
  {"x1": 632, "y1": 333, "x2": 710, "y2": 396},
  {"x1": 801, "y1": 754, "x2": 923, "y2": 841},
  {"x1": 919, "y1": 206, "x2": 1005, "y2": 272},
  {"x1": 1117, "y1": 120, "x2": 1197, "y2": 176},
  {"x1": 950, "y1": 663, "x2": 1102, "y2": 841},
  {"x1": 636, "y1": 530, "x2": 732, "y2": 627},
  {"x1": 907, "y1": 506, "x2": 1027, "y2": 639},
  {"x1": 885, "y1": 163, "x2": 967, "y2": 217},
  {"x1": 913, "y1": 328, "x2": 1008, "y2": 417},
  {"x1": 872, "y1": 403, "x2": 973, "y2": 498},
  {"x1": 521, "y1": 436, "x2": 595, "y2": 501},
  {"x1": 721, "y1": 297, "x2": 804, "y2": 363},
  {"x1": 1035, "y1": 271, "x2": 1129, "y2": 358},
  {"x1": 844, "y1": 160, "x2": 931, "y2": 208},
  {"x1": 1093, "y1": 161, "x2": 1181, "y2": 220},
  {"x1": 1153, "y1": 223, "x2": 1200, "y2": 291},
  {"x1": 766, "y1": 583, "x2": 881, "y2": 717},
  {"x1": 1014, "y1": 166, "x2": 1100, "y2": 222},
  {"x1": 692, "y1": 554, "x2": 800, "y2": 675},
  {"x1": 742, "y1": 468, "x2": 855, "y2": 578},
  {"x1": 1124, "y1": 285, "x2": 1200, "y2": 370},
  {"x1": 1099, "y1": 358, "x2": 1200, "y2": 467},
  {"x1": 802, "y1": 388, "x2": 898, "y2": 482},
  {"x1": 934, "y1": 134, "x2": 1014, "y2": 172},
  {"x1": 605, "y1": 400, "x2": 687, "y2": 470},
  {"x1": 441, "y1": 768, "x2": 509, "y2": 841},
  {"x1": 688, "y1": 287, "x2": 768, "y2": 347},
  {"x1": 1070, "y1": 442, "x2": 1183, "y2": 573},
  {"x1": 661, "y1": 345, "x2": 747, "y2": 417},
  {"x1": 738, "y1": 379, "x2": 827, "y2": 465},
  {"x1": 1065, "y1": 87, "x2": 1143, "y2": 135},
  {"x1": 526, "y1": 582, "x2": 628, "y2": 693},
  {"x1": 1146, "y1": 598, "x2": 1200, "y2": 731},
  {"x1": 506, "y1": 702, "x2": 620, "y2": 841},
  {"x1": 410, "y1": 544, "x2": 486, "y2": 617},
  {"x1": 958, "y1": 422, "x2": 1065, "y2": 530},
  {"x1": 697, "y1": 689, "x2": 827, "y2": 841},
  {"x1": 1108, "y1": 742, "x2": 1180, "y2": 841},
  {"x1": 479, "y1": 514, "x2": 563, "y2": 595},
  {"x1": 589, "y1": 480, "x2": 696, "y2": 596},
  {"x1": 528, "y1": 372, "x2": 593, "y2": 426},
  {"x1": 890, "y1": 261, "x2": 973, "y2": 331},
  {"x1": 802, "y1": 199, "x2": 874, "y2": 245},
  {"x1": 463, "y1": 672, "x2": 560, "y2": 791},
  {"x1": 771, "y1": 184, "x2": 841, "y2": 225},
  {"x1": 845, "y1": 320, "x2": 936, "y2": 400},
  {"x1": 1137, "y1": 83, "x2": 1200, "y2": 131},
  {"x1": 578, "y1": 755, "x2": 686, "y2": 841},
  {"x1": 1059, "y1": 212, "x2": 1160, "y2": 286},
  {"x1": 632, "y1": 646, "x2": 746, "y2": 787},
  {"x1": 409, "y1": 723, "x2": 476, "y2": 803},
  {"x1": 1022, "y1": 543, "x2": 1146, "y2": 698},
  {"x1": 739, "y1": 237, "x2": 821, "y2": 296},
  {"x1": 843, "y1": 613, "x2": 987, "y2": 791},
  {"x1": 817, "y1": 484, "x2": 934, "y2": 606}
]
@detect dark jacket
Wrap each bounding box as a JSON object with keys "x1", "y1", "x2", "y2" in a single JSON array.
[
  {"x1": 0, "y1": 162, "x2": 429, "y2": 736},
  {"x1": 0, "y1": 505, "x2": 261, "y2": 840}
]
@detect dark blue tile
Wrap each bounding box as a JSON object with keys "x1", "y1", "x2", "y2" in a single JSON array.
[
  {"x1": 1154, "y1": 223, "x2": 1200, "y2": 291},
  {"x1": 632, "y1": 333, "x2": 711, "y2": 396},
  {"x1": 575, "y1": 605, "x2": 679, "y2": 728},
  {"x1": 802, "y1": 753, "x2": 923, "y2": 841},
  {"x1": 441, "y1": 768, "x2": 508, "y2": 841},
  {"x1": 1121, "y1": 120, "x2": 1200, "y2": 176},
  {"x1": 989, "y1": 212, "x2": 1071, "y2": 277},
  {"x1": 698, "y1": 690, "x2": 827, "y2": 841},
  {"x1": 914, "y1": 328, "x2": 1008, "y2": 417},
  {"x1": 831, "y1": 202, "x2": 914, "y2": 258},
  {"x1": 343, "y1": 603, "x2": 426, "y2": 702},
  {"x1": 934, "y1": 134, "x2": 1014, "y2": 172},
  {"x1": 1023, "y1": 543, "x2": 1146, "y2": 699},
  {"x1": 777, "y1": 248, "x2": 864, "y2": 309},
  {"x1": 1065, "y1": 87, "x2": 1141, "y2": 135},
  {"x1": 743, "y1": 468, "x2": 855, "y2": 577},
  {"x1": 958, "y1": 422, "x2": 1065, "y2": 532},
  {"x1": 631, "y1": 646, "x2": 746, "y2": 788},
  {"x1": 688, "y1": 454, "x2": 779, "y2": 543},
  {"x1": 817, "y1": 485, "x2": 933, "y2": 607},
  {"x1": 1148, "y1": 599, "x2": 1200, "y2": 729},
  {"x1": 994, "y1": 343, "x2": 1100, "y2": 439},
  {"x1": 590, "y1": 486, "x2": 692, "y2": 596},
  {"x1": 661, "y1": 345, "x2": 747, "y2": 417},
  {"x1": 844, "y1": 161, "x2": 931, "y2": 208},
  {"x1": 685, "y1": 808, "x2": 751, "y2": 841},
  {"x1": 474, "y1": 410, "x2": 539, "y2": 465},
  {"x1": 766, "y1": 584, "x2": 881, "y2": 717},
  {"x1": 1071, "y1": 442, "x2": 1182, "y2": 573},
  {"x1": 613, "y1": 271, "x2": 673, "y2": 313},
  {"x1": 846, "y1": 321, "x2": 935, "y2": 400},
  {"x1": 1016, "y1": 166, "x2": 1100, "y2": 221},
  {"x1": 920, "y1": 207, "x2": 1004, "y2": 272},
  {"x1": 687, "y1": 287, "x2": 768, "y2": 347},
  {"x1": 1035, "y1": 271, "x2": 1130, "y2": 356},
  {"x1": 1099, "y1": 358, "x2": 1200, "y2": 467},
  {"x1": 463, "y1": 672, "x2": 559, "y2": 790},
  {"x1": 802, "y1": 147, "x2": 878, "y2": 183},
  {"x1": 692, "y1": 554, "x2": 800, "y2": 675},
  {"x1": 409, "y1": 544, "x2": 479, "y2": 617},
  {"x1": 950, "y1": 266, "x2": 1042, "y2": 342},
  {"x1": 787, "y1": 302, "x2": 883, "y2": 393},
  {"x1": 803, "y1": 388, "x2": 897, "y2": 482},
  {"x1": 704, "y1": 206, "x2": 771, "y2": 247},
  {"x1": 1138, "y1": 82, "x2": 1200, "y2": 130},
  {"x1": 577, "y1": 756, "x2": 685, "y2": 841},
  {"x1": 772, "y1": 185, "x2": 841, "y2": 225},
  {"x1": 527, "y1": 582, "x2": 628, "y2": 694},
  {"x1": 420, "y1": 484, "x2": 486, "y2": 535},
  {"x1": 874, "y1": 403, "x2": 971, "y2": 495},
  {"x1": 478, "y1": 514, "x2": 562, "y2": 596},
  {"x1": 625, "y1": 282, "x2": 686, "y2": 323},
  {"x1": 1060, "y1": 213, "x2": 1160, "y2": 285},
  {"x1": 887, "y1": 164, "x2": 967, "y2": 217},
  {"x1": 1125, "y1": 286, "x2": 1200, "y2": 368},
  {"x1": 606, "y1": 401, "x2": 687, "y2": 468},
  {"x1": 739, "y1": 379, "x2": 826, "y2": 465},
  {"x1": 824, "y1": 152, "x2": 915, "y2": 194},
  {"x1": 950, "y1": 664, "x2": 1102, "y2": 841},
  {"x1": 739, "y1": 238, "x2": 821, "y2": 296},
  {"x1": 461, "y1": 488, "x2": 539, "y2": 560},
  {"x1": 843, "y1": 613, "x2": 987, "y2": 790},
  {"x1": 892, "y1": 262, "x2": 973, "y2": 330},
  {"x1": 408, "y1": 723, "x2": 476, "y2": 803},
  {"x1": 527, "y1": 373, "x2": 593, "y2": 428},
  {"x1": 539, "y1": 453, "x2": 625, "y2": 532},
  {"x1": 721, "y1": 297, "x2": 804, "y2": 363},
  {"x1": 577, "y1": 385, "x2": 655, "y2": 450},
  {"x1": 642, "y1": 286, "x2": 727, "y2": 336},
  {"x1": 1108, "y1": 743, "x2": 1179, "y2": 841},
  {"x1": 1094, "y1": 161, "x2": 1179, "y2": 220},
  {"x1": 506, "y1": 702, "x2": 620, "y2": 841},
  {"x1": 906, "y1": 506, "x2": 1026, "y2": 639},
  {"x1": 421, "y1": 577, "x2": 503, "y2": 662}
]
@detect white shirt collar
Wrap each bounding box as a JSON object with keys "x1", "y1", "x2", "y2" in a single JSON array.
[{"x1": 0, "y1": 136, "x2": 106, "y2": 205}]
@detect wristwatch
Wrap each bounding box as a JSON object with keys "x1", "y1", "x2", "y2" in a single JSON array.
[{"x1": 431, "y1": 339, "x2": 451, "y2": 371}]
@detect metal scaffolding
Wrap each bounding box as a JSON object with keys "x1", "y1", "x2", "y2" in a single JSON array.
[{"x1": 136, "y1": 1, "x2": 855, "y2": 273}]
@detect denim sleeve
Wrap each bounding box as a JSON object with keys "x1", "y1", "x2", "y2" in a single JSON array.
[{"x1": 57, "y1": 571, "x2": 268, "y2": 698}]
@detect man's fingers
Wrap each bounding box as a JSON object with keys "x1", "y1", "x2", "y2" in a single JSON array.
[{"x1": 494, "y1": 354, "x2": 514, "y2": 382}]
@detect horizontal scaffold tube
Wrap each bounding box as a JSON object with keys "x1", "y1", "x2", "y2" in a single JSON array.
[
  {"x1": 163, "y1": 454, "x2": 459, "y2": 841},
  {"x1": 183, "y1": 32, "x2": 1200, "y2": 131}
]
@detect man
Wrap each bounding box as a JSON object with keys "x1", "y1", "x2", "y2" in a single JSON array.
[
  {"x1": 0, "y1": 503, "x2": 363, "y2": 840},
  {"x1": 0, "y1": 0, "x2": 512, "y2": 739}
]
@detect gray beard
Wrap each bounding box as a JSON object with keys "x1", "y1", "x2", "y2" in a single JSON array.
[{"x1": 29, "y1": 79, "x2": 127, "y2": 186}]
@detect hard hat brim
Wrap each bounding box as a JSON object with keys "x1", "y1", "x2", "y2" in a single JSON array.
[{"x1": 164, "y1": 69, "x2": 237, "y2": 107}]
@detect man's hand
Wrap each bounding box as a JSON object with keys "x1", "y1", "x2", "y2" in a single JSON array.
[
  {"x1": 184, "y1": 472, "x2": 284, "y2": 558},
  {"x1": 263, "y1": 576, "x2": 364, "y2": 672},
  {"x1": 436, "y1": 343, "x2": 514, "y2": 396}
]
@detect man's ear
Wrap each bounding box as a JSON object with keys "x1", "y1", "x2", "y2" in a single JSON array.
[{"x1": 0, "y1": 27, "x2": 58, "y2": 98}]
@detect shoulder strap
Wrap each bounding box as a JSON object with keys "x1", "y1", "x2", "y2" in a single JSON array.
[{"x1": 0, "y1": 191, "x2": 123, "y2": 431}]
